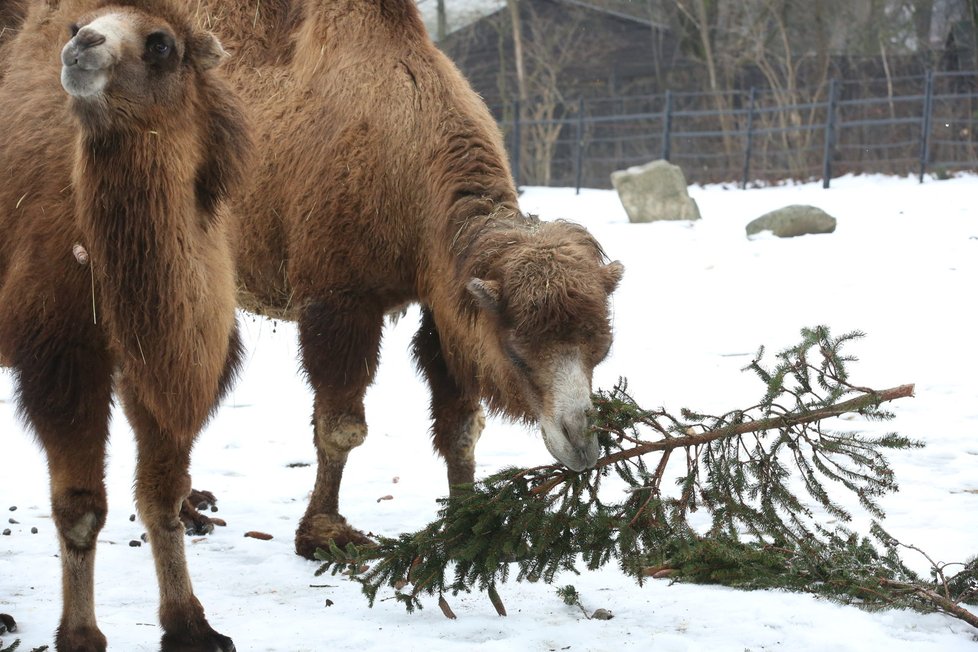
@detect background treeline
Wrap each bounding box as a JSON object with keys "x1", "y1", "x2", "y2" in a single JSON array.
[{"x1": 428, "y1": 0, "x2": 978, "y2": 186}]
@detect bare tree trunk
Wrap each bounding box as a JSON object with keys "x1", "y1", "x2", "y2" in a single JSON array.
[
  {"x1": 880, "y1": 36, "x2": 897, "y2": 120},
  {"x1": 691, "y1": 0, "x2": 719, "y2": 94},
  {"x1": 969, "y1": 0, "x2": 978, "y2": 73},
  {"x1": 437, "y1": 0, "x2": 447, "y2": 41},
  {"x1": 675, "y1": 0, "x2": 738, "y2": 160},
  {"x1": 506, "y1": 0, "x2": 527, "y2": 183},
  {"x1": 647, "y1": 0, "x2": 662, "y2": 83},
  {"x1": 507, "y1": 0, "x2": 528, "y2": 103}
]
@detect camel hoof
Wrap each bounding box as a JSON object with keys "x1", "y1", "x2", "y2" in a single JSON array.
[
  {"x1": 295, "y1": 513, "x2": 374, "y2": 560},
  {"x1": 55, "y1": 624, "x2": 107, "y2": 652},
  {"x1": 180, "y1": 489, "x2": 225, "y2": 536},
  {"x1": 161, "y1": 629, "x2": 235, "y2": 652},
  {"x1": 0, "y1": 613, "x2": 15, "y2": 634}
]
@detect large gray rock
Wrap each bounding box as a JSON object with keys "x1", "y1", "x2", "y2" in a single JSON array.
[
  {"x1": 746, "y1": 205, "x2": 837, "y2": 238},
  {"x1": 611, "y1": 160, "x2": 701, "y2": 223}
]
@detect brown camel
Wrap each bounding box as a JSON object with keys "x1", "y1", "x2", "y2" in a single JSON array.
[
  {"x1": 191, "y1": 0, "x2": 624, "y2": 558},
  {"x1": 0, "y1": 0, "x2": 250, "y2": 650}
]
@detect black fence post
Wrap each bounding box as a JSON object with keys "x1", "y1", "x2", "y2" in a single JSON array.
[
  {"x1": 919, "y1": 70, "x2": 935, "y2": 183},
  {"x1": 741, "y1": 86, "x2": 757, "y2": 190},
  {"x1": 822, "y1": 79, "x2": 838, "y2": 189},
  {"x1": 574, "y1": 97, "x2": 585, "y2": 195},
  {"x1": 661, "y1": 90, "x2": 673, "y2": 161},
  {"x1": 512, "y1": 99, "x2": 521, "y2": 188}
]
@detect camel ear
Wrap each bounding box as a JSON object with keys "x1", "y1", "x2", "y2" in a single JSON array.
[
  {"x1": 602, "y1": 261, "x2": 624, "y2": 294},
  {"x1": 467, "y1": 278, "x2": 501, "y2": 312},
  {"x1": 188, "y1": 31, "x2": 228, "y2": 71}
]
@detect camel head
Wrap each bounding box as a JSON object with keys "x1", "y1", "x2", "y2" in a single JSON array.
[
  {"x1": 467, "y1": 220, "x2": 624, "y2": 472},
  {"x1": 59, "y1": 2, "x2": 226, "y2": 123}
]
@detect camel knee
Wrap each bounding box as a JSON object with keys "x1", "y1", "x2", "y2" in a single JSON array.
[
  {"x1": 436, "y1": 405, "x2": 485, "y2": 461},
  {"x1": 64, "y1": 513, "x2": 100, "y2": 550},
  {"x1": 441, "y1": 407, "x2": 485, "y2": 492},
  {"x1": 52, "y1": 491, "x2": 106, "y2": 551},
  {"x1": 315, "y1": 413, "x2": 368, "y2": 455},
  {"x1": 456, "y1": 407, "x2": 485, "y2": 456}
]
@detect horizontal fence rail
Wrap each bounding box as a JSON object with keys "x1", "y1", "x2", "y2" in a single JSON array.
[{"x1": 494, "y1": 71, "x2": 978, "y2": 192}]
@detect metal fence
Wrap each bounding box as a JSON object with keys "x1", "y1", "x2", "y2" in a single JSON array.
[{"x1": 496, "y1": 70, "x2": 978, "y2": 191}]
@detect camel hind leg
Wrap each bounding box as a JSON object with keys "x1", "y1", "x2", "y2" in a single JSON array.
[
  {"x1": 120, "y1": 387, "x2": 234, "y2": 652},
  {"x1": 295, "y1": 294, "x2": 383, "y2": 559},
  {"x1": 7, "y1": 317, "x2": 113, "y2": 652},
  {"x1": 412, "y1": 308, "x2": 484, "y2": 495}
]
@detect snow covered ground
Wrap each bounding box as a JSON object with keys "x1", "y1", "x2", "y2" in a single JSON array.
[{"x1": 2, "y1": 174, "x2": 977, "y2": 650}]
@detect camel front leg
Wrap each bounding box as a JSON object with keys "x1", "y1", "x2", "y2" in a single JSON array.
[
  {"x1": 48, "y1": 444, "x2": 109, "y2": 652},
  {"x1": 295, "y1": 295, "x2": 383, "y2": 559},
  {"x1": 412, "y1": 309, "x2": 485, "y2": 495},
  {"x1": 9, "y1": 326, "x2": 113, "y2": 652},
  {"x1": 121, "y1": 391, "x2": 233, "y2": 652}
]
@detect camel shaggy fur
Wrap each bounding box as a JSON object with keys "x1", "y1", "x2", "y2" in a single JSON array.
[
  {"x1": 0, "y1": 1, "x2": 26, "y2": 52},
  {"x1": 191, "y1": 0, "x2": 624, "y2": 559},
  {"x1": 0, "y1": 0, "x2": 249, "y2": 649},
  {"x1": 0, "y1": 0, "x2": 28, "y2": 86}
]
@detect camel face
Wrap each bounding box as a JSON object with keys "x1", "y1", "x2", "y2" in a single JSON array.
[
  {"x1": 60, "y1": 9, "x2": 225, "y2": 121},
  {"x1": 469, "y1": 231, "x2": 625, "y2": 472},
  {"x1": 61, "y1": 11, "x2": 173, "y2": 100},
  {"x1": 517, "y1": 271, "x2": 621, "y2": 472}
]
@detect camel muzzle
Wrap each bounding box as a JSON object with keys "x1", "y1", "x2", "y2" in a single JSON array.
[
  {"x1": 540, "y1": 352, "x2": 600, "y2": 471},
  {"x1": 60, "y1": 20, "x2": 122, "y2": 98},
  {"x1": 542, "y1": 418, "x2": 600, "y2": 472}
]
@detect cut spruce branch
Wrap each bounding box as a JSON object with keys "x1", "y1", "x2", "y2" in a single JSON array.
[
  {"x1": 880, "y1": 579, "x2": 978, "y2": 629},
  {"x1": 315, "y1": 326, "x2": 975, "y2": 630}
]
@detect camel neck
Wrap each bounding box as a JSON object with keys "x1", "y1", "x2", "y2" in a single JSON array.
[
  {"x1": 77, "y1": 125, "x2": 198, "y2": 229},
  {"x1": 73, "y1": 123, "x2": 202, "y2": 319}
]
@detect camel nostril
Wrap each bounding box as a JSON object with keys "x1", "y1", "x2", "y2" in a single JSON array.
[
  {"x1": 76, "y1": 33, "x2": 106, "y2": 50},
  {"x1": 561, "y1": 412, "x2": 587, "y2": 439}
]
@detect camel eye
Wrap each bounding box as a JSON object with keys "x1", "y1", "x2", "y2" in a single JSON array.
[
  {"x1": 145, "y1": 32, "x2": 174, "y2": 59},
  {"x1": 69, "y1": 23, "x2": 80, "y2": 37}
]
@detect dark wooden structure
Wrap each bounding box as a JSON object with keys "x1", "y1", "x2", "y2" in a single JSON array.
[{"x1": 439, "y1": 0, "x2": 691, "y2": 107}]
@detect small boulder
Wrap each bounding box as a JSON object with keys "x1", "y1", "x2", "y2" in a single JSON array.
[
  {"x1": 611, "y1": 159, "x2": 701, "y2": 223},
  {"x1": 746, "y1": 205, "x2": 837, "y2": 239}
]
